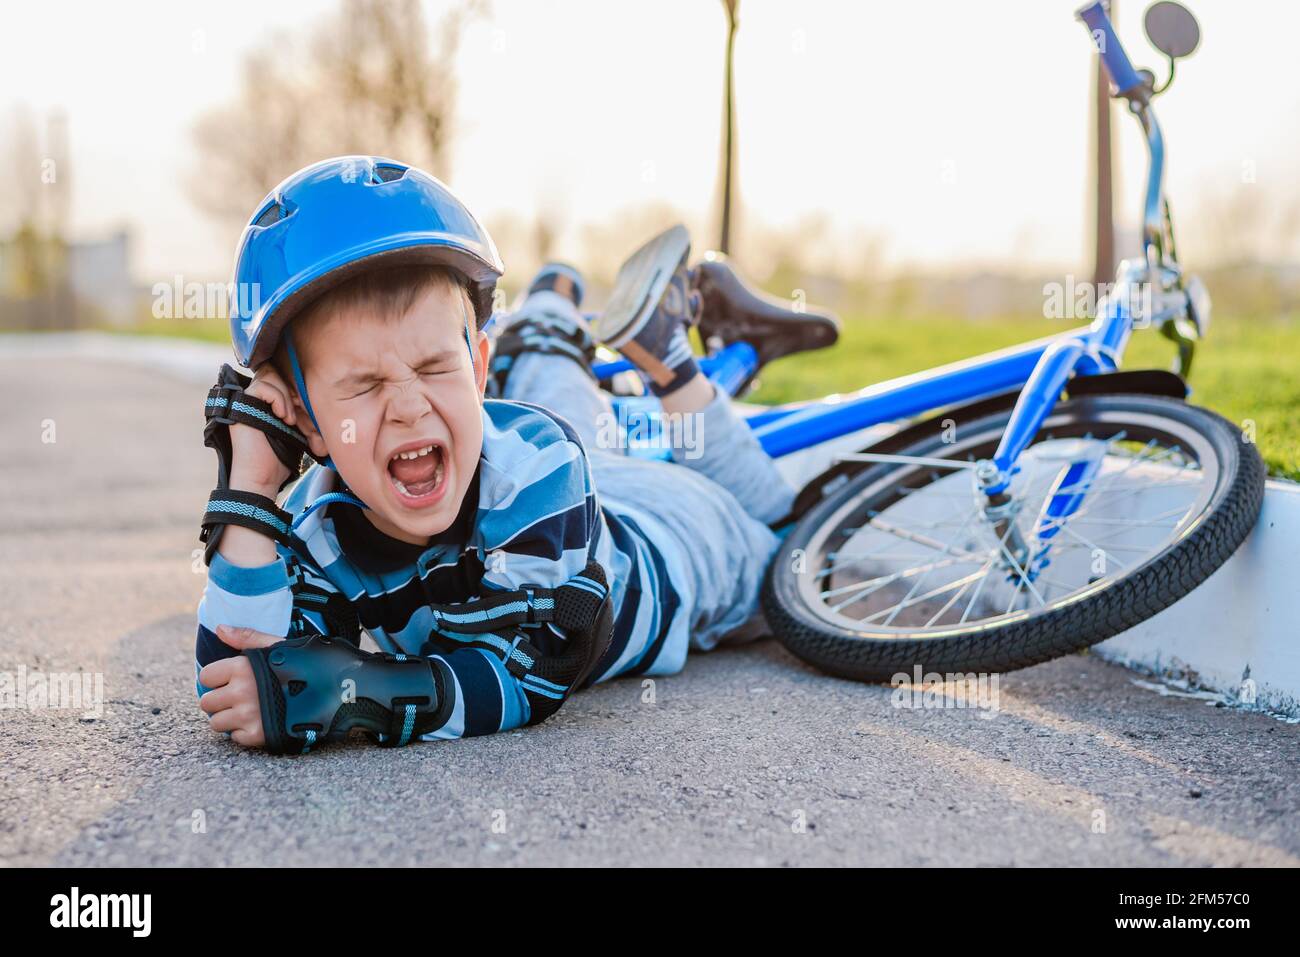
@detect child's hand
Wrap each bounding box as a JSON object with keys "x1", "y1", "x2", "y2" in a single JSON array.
[
  {"x1": 229, "y1": 367, "x2": 298, "y2": 494},
  {"x1": 197, "y1": 625, "x2": 283, "y2": 748}
]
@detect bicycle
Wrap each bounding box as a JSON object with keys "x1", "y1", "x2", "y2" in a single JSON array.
[{"x1": 585, "y1": 1, "x2": 1265, "y2": 681}]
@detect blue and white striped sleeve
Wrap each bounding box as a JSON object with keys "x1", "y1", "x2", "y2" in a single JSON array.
[{"x1": 477, "y1": 430, "x2": 598, "y2": 593}]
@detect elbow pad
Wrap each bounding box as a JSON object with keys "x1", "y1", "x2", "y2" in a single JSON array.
[{"x1": 245, "y1": 635, "x2": 455, "y2": 755}]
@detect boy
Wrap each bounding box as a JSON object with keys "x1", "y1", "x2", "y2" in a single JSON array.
[{"x1": 195, "y1": 156, "x2": 830, "y2": 753}]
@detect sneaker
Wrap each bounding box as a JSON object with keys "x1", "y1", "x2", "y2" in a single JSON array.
[{"x1": 592, "y1": 224, "x2": 702, "y2": 397}]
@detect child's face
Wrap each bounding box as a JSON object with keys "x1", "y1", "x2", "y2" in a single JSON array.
[{"x1": 295, "y1": 284, "x2": 491, "y2": 545}]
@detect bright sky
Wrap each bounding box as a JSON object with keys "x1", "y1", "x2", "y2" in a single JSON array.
[{"x1": 4, "y1": 0, "x2": 1298, "y2": 283}]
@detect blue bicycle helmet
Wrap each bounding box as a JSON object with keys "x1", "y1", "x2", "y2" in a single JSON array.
[
  {"x1": 226, "y1": 155, "x2": 499, "y2": 475},
  {"x1": 229, "y1": 155, "x2": 503, "y2": 370}
]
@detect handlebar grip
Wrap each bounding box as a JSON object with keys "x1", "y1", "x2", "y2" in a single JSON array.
[{"x1": 1076, "y1": 2, "x2": 1145, "y2": 96}]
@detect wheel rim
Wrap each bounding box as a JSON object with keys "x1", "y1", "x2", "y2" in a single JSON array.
[{"x1": 793, "y1": 407, "x2": 1222, "y2": 639}]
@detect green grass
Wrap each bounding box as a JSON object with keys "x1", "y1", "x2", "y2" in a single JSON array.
[
  {"x1": 102, "y1": 316, "x2": 233, "y2": 343},
  {"x1": 99, "y1": 312, "x2": 1299, "y2": 481},
  {"x1": 749, "y1": 314, "x2": 1300, "y2": 481}
]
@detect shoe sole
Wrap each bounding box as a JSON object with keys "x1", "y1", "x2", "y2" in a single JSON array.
[{"x1": 592, "y1": 224, "x2": 690, "y2": 348}]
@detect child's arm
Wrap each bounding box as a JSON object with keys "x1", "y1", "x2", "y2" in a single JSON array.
[
  {"x1": 199, "y1": 397, "x2": 610, "y2": 752},
  {"x1": 417, "y1": 418, "x2": 610, "y2": 736},
  {"x1": 195, "y1": 364, "x2": 361, "y2": 747},
  {"x1": 233, "y1": 419, "x2": 610, "y2": 752},
  {"x1": 194, "y1": 477, "x2": 365, "y2": 748},
  {"x1": 197, "y1": 484, "x2": 387, "y2": 751}
]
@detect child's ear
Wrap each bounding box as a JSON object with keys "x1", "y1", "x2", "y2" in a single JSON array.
[
  {"x1": 288, "y1": 390, "x2": 331, "y2": 460},
  {"x1": 473, "y1": 329, "x2": 490, "y2": 399}
]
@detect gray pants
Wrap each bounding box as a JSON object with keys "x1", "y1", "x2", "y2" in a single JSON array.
[{"x1": 503, "y1": 351, "x2": 795, "y2": 653}]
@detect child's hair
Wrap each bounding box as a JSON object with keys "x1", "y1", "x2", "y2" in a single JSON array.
[{"x1": 270, "y1": 264, "x2": 474, "y2": 385}]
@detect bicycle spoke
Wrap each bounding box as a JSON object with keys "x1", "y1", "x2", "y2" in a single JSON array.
[
  {"x1": 1033, "y1": 572, "x2": 1079, "y2": 593},
  {"x1": 996, "y1": 537, "x2": 1046, "y2": 608},
  {"x1": 801, "y1": 422, "x2": 1221, "y2": 637},
  {"x1": 1053, "y1": 522, "x2": 1129, "y2": 569},
  {"x1": 819, "y1": 551, "x2": 946, "y2": 579},
  {"x1": 877, "y1": 507, "x2": 983, "y2": 627},
  {"x1": 1057, "y1": 475, "x2": 1200, "y2": 525},
  {"x1": 955, "y1": 511, "x2": 1024, "y2": 624},
  {"x1": 1040, "y1": 475, "x2": 1201, "y2": 540},
  {"x1": 1041, "y1": 438, "x2": 1162, "y2": 501},
  {"x1": 862, "y1": 514, "x2": 985, "y2": 559},
  {"x1": 860, "y1": 568, "x2": 991, "y2": 625},
  {"x1": 1038, "y1": 514, "x2": 1181, "y2": 528},
  {"x1": 958, "y1": 558, "x2": 995, "y2": 625},
  {"x1": 825, "y1": 554, "x2": 985, "y2": 610},
  {"x1": 924, "y1": 557, "x2": 994, "y2": 627},
  {"x1": 1004, "y1": 575, "x2": 1026, "y2": 615}
]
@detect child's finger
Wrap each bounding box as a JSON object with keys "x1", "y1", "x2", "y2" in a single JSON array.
[
  {"x1": 255, "y1": 369, "x2": 297, "y2": 426},
  {"x1": 230, "y1": 726, "x2": 265, "y2": 748},
  {"x1": 216, "y1": 624, "x2": 283, "y2": 649},
  {"x1": 263, "y1": 385, "x2": 291, "y2": 424},
  {"x1": 209, "y1": 708, "x2": 242, "y2": 734},
  {"x1": 266, "y1": 382, "x2": 295, "y2": 426},
  {"x1": 197, "y1": 658, "x2": 236, "y2": 689},
  {"x1": 247, "y1": 378, "x2": 293, "y2": 426},
  {"x1": 199, "y1": 684, "x2": 236, "y2": 715},
  {"x1": 257, "y1": 365, "x2": 290, "y2": 392}
]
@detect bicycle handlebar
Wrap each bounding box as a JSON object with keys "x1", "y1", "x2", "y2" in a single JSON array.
[{"x1": 1076, "y1": 2, "x2": 1145, "y2": 97}]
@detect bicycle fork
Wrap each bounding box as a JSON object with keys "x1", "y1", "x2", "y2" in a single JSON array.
[{"x1": 972, "y1": 311, "x2": 1126, "y2": 582}]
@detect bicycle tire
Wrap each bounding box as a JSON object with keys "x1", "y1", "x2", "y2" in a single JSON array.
[{"x1": 761, "y1": 394, "x2": 1265, "y2": 680}]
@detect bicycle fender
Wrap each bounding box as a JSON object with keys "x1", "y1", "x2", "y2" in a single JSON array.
[{"x1": 1065, "y1": 369, "x2": 1188, "y2": 400}]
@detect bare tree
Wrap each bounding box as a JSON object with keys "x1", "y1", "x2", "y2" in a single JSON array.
[
  {"x1": 190, "y1": 0, "x2": 486, "y2": 234},
  {"x1": 1, "y1": 106, "x2": 41, "y2": 235},
  {"x1": 578, "y1": 202, "x2": 692, "y2": 289}
]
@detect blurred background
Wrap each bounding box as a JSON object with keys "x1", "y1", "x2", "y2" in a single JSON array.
[{"x1": 2, "y1": 0, "x2": 1296, "y2": 474}]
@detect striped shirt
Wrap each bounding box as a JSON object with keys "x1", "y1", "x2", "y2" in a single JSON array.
[{"x1": 195, "y1": 398, "x2": 682, "y2": 740}]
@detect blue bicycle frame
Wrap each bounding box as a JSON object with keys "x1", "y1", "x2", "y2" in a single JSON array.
[{"x1": 592, "y1": 2, "x2": 1198, "y2": 513}]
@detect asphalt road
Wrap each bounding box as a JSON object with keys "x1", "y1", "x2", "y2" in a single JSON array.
[{"x1": 2, "y1": 354, "x2": 1296, "y2": 867}]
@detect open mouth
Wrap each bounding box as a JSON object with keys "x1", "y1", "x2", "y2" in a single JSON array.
[{"x1": 386, "y1": 441, "x2": 447, "y2": 506}]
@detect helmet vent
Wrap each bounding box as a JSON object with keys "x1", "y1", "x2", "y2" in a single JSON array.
[
  {"x1": 372, "y1": 164, "x2": 407, "y2": 184},
  {"x1": 253, "y1": 203, "x2": 285, "y2": 228}
]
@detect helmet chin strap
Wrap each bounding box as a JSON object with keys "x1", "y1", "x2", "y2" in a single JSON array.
[
  {"x1": 282, "y1": 330, "x2": 330, "y2": 465},
  {"x1": 282, "y1": 325, "x2": 366, "y2": 514},
  {"x1": 281, "y1": 337, "x2": 369, "y2": 523},
  {"x1": 460, "y1": 294, "x2": 477, "y2": 379}
]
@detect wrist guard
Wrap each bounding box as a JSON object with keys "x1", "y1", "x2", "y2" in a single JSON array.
[
  {"x1": 200, "y1": 364, "x2": 318, "y2": 563},
  {"x1": 245, "y1": 635, "x2": 454, "y2": 755}
]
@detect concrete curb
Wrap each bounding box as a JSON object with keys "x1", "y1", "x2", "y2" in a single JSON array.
[{"x1": 1092, "y1": 479, "x2": 1299, "y2": 718}]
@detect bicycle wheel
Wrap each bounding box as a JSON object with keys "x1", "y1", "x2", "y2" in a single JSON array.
[{"x1": 762, "y1": 394, "x2": 1264, "y2": 680}]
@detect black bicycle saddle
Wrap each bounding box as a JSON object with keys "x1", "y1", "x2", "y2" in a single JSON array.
[{"x1": 692, "y1": 257, "x2": 840, "y2": 370}]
